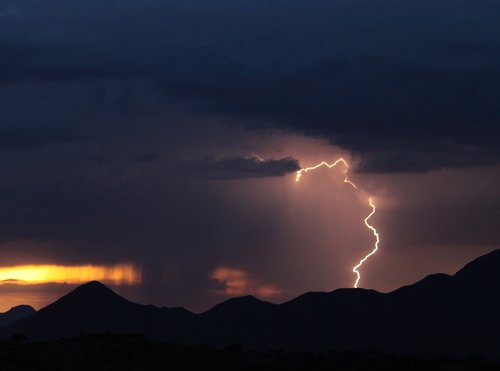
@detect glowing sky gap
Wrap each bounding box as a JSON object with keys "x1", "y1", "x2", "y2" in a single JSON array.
[
  {"x1": 0, "y1": 264, "x2": 141, "y2": 285},
  {"x1": 295, "y1": 158, "x2": 380, "y2": 288}
]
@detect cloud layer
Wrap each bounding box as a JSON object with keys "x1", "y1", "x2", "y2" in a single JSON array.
[
  {"x1": 2, "y1": 0, "x2": 499, "y2": 171},
  {"x1": 183, "y1": 156, "x2": 300, "y2": 179}
]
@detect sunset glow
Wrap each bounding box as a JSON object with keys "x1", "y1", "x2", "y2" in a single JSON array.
[
  {"x1": 0, "y1": 264, "x2": 141, "y2": 285},
  {"x1": 211, "y1": 267, "x2": 281, "y2": 299}
]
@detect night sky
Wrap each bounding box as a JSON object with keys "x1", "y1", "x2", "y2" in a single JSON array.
[{"x1": 1, "y1": 0, "x2": 499, "y2": 312}]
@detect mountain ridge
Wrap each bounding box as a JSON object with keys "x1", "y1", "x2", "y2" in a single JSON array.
[{"x1": 2, "y1": 249, "x2": 499, "y2": 356}]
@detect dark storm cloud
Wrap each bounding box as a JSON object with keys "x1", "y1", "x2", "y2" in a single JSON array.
[
  {"x1": 182, "y1": 156, "x2": 300, "y2": 179},
  {"x1": 357, "y1": 143, "x2": 500, "y2": 173},
  {"x1": 0, "y1": 126, "x2": 83, "y2": 148},
  {"x1": 0, "y1": 41, "x2": 147, "y2": 85},
  {"x1": 132, "y1": 153, "x2": 160, "y2": 163},
  {"x1": 1, "y1": 0, "x2": 499, "y2": 172}
]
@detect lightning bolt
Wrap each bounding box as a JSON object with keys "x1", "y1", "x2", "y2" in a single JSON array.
[
  {"x1": 352, "y1": 197, "x2": 380, "y2": 288},
  {"x1": 295, "y1": 158, "x2": 380, "y2": 288}
]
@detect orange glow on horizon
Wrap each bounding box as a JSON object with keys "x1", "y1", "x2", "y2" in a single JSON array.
[
  {"x1": 295, "y1": 158, "x2": 381, "y2": 288},
  {"x1": 0, "y1": 264, "x2": 141, "y2": 285},
  {"x1": 211, "y1": 267, "x2": 282, "y2": 299}
]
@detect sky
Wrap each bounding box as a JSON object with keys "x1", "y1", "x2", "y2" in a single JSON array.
[{"x1": 0, "y1": 0, "x2": 499, "y2": 312}]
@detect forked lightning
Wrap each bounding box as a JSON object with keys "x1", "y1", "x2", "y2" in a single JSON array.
[{"x1": 295, "y1": 158, "x2": 380, "y2": 288}]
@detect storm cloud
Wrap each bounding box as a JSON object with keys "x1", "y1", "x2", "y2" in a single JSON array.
[
  {"x1": 1, "y1": 0, "x2": 499, "y2": 171},
  {"x1": 182, "y1": 156, "x2": 300, "y2": 179}
]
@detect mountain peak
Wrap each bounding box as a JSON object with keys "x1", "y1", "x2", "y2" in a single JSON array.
[
  {"x1": 206, "y1": 295, "x2": 273, "y2": 318},
  {"x1": 5, "y1": 305, "x2": 36, "y2": 315},
  {"x1": 0, "y1": 305, "x2": 36, "y2": 315},
  {"x1": 0, "y1": 305, "x2": 36, "y2": 328},
  {"x1": 210, "y1": 295, "x2": 264, "y2": 310},
  {"x1": 74, "y1": 280, "x2": 111, "y2": 293},
  {"x1": 45, "y1": 281, "x2": 131, "y2": 312}
]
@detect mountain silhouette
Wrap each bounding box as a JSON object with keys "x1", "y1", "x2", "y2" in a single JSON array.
[
  {"x1": 2, "y1": 250, "x2": 500, "y2": 357},
  {"x1": 0, "y1": 305, "x2": 35, "y2": 328},
  {"x1": 1, "y1": 281, "x2": 194, "y2": 342}
]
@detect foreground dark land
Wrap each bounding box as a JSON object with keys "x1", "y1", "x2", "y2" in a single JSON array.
[{"x1": 0, "y1": 334, "x2": 498, "y2": 371}]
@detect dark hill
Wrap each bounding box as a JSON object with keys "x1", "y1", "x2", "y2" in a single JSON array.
[
  {"x1": 2, "y1": 250, "x2": 500, "y2": 357},
  {"x1": 2, "y1": 281, "x2": 194, "y2": 342},
  {"x1": 0, "y1": 305, "x2": 35, "y2": 328},
  {"x1": 196, "y1": 295, "x2": 277, "y2": 347},
  {"x1": 455, "y1": 249, "x2": 500, "y2": 286}
]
